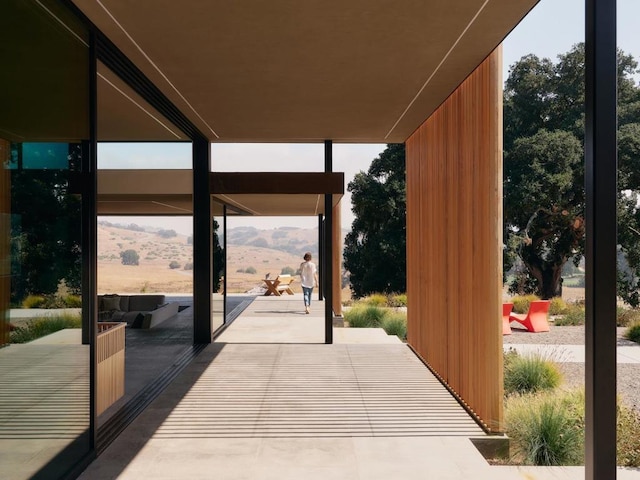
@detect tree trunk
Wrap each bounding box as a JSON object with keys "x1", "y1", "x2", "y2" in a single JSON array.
[{"x1": 526, "y1": 260, "x2": 564, "y2": 299}]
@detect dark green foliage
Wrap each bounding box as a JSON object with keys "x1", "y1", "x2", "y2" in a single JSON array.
[
  {"x1": 169, "y1": 260, "x2": 181, "y2": 269},
  {"x1": 244, "y1": 266, "x2": 257, "y2": 274},
  {"x1": 213, "y1": 220, "x2": 225, "y2": 292},
  {"x1": 504, "y1": 44, "x2": 640, "y2": 304},
  {"x1": 280, "y1": 266, "x2": 295, "y2": 275},
  {"x1": 183, "y1": 262, "x2": 194, "y2": 271},
  {"x1": 10, "y1": 153, "x2": 82, "y2": 302},
  {"x1": 120, "y1": 249, "x2": 140, "y2": 265},
  {"x1": 344, "y1": 144, "x2": 406, "y2": 298},
  {"x1": 157, "y1": 229, "x2": 177, "y2": 238}
]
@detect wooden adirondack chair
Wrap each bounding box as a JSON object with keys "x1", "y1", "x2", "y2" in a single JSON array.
[
  {"x1": 508, "y1": 300, "x2": 551, "y2": 333},
  {"x1": 262, "y1": 274, "x2": 295, "y2": 296}
]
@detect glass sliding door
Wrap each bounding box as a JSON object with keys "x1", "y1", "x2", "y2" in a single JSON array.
[{"x1": 0, "y1": 1, "x2": 91, "y2": 478}]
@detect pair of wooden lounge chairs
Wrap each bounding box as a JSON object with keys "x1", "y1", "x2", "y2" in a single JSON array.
[
  {"x1": 262, "y1": 274, "x2": 295, "y2": 296},
  {"x1": 503, "y1": 300, "x2": 550, "y2": 334}
]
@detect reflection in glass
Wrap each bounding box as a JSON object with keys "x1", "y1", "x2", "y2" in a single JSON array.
[
  {"x1": 0, "y1": 1, "x2": 90, "y2": 478},
  {"x1": 212, "y1": 205, "x2": 225, "y2": 332}
]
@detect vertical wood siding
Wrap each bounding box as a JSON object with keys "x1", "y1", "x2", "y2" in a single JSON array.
[
  {"x1": 97, "y1": 322, "x2": 126, "y2": 415},
  {"x1": 405, "y1": 48, "x2": 504, "y2": 432},
  {"x1": 0, "y1": 140, "x2": 10, "y2": 348}
]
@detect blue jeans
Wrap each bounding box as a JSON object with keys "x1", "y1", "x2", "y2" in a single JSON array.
[{"x1": 302, "y1": 286, "x2": 314, "y2": 307}]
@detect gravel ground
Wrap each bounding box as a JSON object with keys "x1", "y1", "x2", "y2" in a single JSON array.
[{"x1": 503, "y1": 325, "x2": 640, "y2": 412}]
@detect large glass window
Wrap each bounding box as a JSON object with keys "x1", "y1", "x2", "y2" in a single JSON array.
[{"x1": 0, "y1": 1, "x2": 90, "y2": 478}]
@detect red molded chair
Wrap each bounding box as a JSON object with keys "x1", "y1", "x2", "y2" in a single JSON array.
[
  {"x1": 508, "y1": 300, "x2": 551, "y2": 333},
  {"x1": 502, "y1": 302, "x2": 514, "y2": 335}
]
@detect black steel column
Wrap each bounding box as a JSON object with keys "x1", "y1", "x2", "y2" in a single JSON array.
[
  {"x1": 318, "y1": 214, "x2": 324, "y2": 301},
  {"x1": 585, "y1": 0, "x2": 617, "y2": 478},
  {"x1": 223, "y1": 205, "x2": 227, "y2": 323},
  {"x1": 84, "y1": 29, "x2": 98, "y2": 449},
  {"x1": 193, "y1": 137, "x2": 212, "y2": 344},
  {"x1": 324, "y1": 140, "x2": 333, "y2": 344}
]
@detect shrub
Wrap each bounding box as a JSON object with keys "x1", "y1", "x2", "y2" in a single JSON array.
[
  {"x1": 505, "y1": 390, "x2": 584, "y2": 466},
  {"x1": 183, "y1": 262, "x2": 194, "y2": 270},
  {"x1": 363, "y1": 293, "x2": 388, "y2": 307},
  {"x1": 169, "y1": 261, "x2": 181, "y2": 269},
  {"x1": 387, "y1": 293, "x2": 407, "y2": 307},
  {"x1": 344, "y1": 305, "x2": 386, "y2": 328},
  {"x1": 120, "y1": 249, "x2": 139, "y2": 265},
  {"x1": 624, "y1": 322, "x2": 640, "y2": 344},
  {"x1": 548, "y1": 297, "x2": 567, "y2": 315},
  {"x1": 245, "y1": 266, "x2": 257, "y2": 274},
  {"x1": 618, "y1": 404, "x2": 640, "y2": 467},
  {"x1": 236, "y1": 268, "x2": 245, "y2": 273},
  {"x1": 617, "y1": 307, "x2": 640, "y2": 327},
  {"x1": 554, "y1": 304, "x2": 585, "y2": 326},
  {"x1": 381, "y1": 312, "x2": 407, "y2": 340},
  {"x1": 10, "y1": 313, "x2": 82, "y2": 344},
  {"x1": 22, "y1": 295, "x2": 46, "y2": 308},
  {"x1": 504, "y1": 352, "x2": 562, "y2": 395},
  {"x1": 511, "y1": 294, "x2": 540, "y2": 314},
  {"x1": 63, "y1": 294, "x2": 82, "y2": 308},
  {"x1": 281, "y1": 266, "x2": 296, "y2": 275}
]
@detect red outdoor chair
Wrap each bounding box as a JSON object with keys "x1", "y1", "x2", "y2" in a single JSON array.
[
  {"x1": 508, "y1": 300, "x2": 551, "y2": 333},
  {"x1": 502, "y1": 302, "x2": 514, "y2": 335}
]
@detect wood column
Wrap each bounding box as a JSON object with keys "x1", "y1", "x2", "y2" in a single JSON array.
[
  {"x1": 332, "y1": 199, "x2": 342, "y2": 316},
  {"x1": 405, "y1": 47, "x2": 503, "y2": 432}
]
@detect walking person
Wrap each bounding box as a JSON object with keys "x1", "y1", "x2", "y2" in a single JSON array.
[{"x1": 300, "y1": 252, "x2": 318, "y2": 314}]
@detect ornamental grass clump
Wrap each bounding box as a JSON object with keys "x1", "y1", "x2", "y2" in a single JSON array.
[
  {"x1": 504, "y1": 352, "x2": 562, "y2": 395},
  {"x1": 617, "y1": 307, "x2": 640, "y2": 327},
  {"x1": 10, "y1": 313, "x2": 82, "y2": 344},
  {"x1": 381, "y1": 312, "x2": 407, "y2": 340},
  {"x1": 511, "y1": 294, "x2": 540, "y2": 314},
  {"x1": 618, "y1": 403, "x2": 640, "y2": 467},
  {"x1": 363, "y1": 293, "x2": 388, "y2": 307},
  {"x1": 624, "y1": 322, "x2": 640, "y2": 344},
  {"x1": 344, "y1": 305, "x2": 386, "y2": 328},
  {"x1": 505, "y1": 390, "x2": 584, "y2": 466},
  {"x1": 387, "y1": 293, "x2": 407, "y2": 307},
  {"x1": 554, "y1": 303, "x2": 585, "y2": 326},
  {"x1": 548, "y1": 297, "x2": 567, "y2": 315}
]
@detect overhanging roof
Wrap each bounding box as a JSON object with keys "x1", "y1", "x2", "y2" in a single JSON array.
[
  {"x1": 74, "y1": 0, "x2": 538, "y2": 143},
  {"x1": 95, "y1": 170, "x2": 343, "y2": 216}
]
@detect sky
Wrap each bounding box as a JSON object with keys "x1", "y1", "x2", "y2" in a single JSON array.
[{"x1": 102, "y1": 0, "x2": 640, "y2": 236}]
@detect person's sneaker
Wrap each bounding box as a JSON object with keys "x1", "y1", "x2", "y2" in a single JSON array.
[{"x1": 305, "y1": 306, "x2": 310, "y2": 314}]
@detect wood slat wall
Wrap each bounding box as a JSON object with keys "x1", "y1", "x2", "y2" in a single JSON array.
[
  {"x1": 405, "y1": 47, "x2": 504, "y2": 432},
  {"x1": 0, "y1": 140, "x2": 10, "y2": 348},
  {"x1": 97, "y1": 322, "x2": 126, "y2": 415}
]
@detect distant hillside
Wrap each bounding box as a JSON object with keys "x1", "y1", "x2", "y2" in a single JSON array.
[
  {"x1": 227, "y1": 226, "x2": 319, "y2": 257},
  {"x1": 97, "y1": 221, "x2": 343, "y2": 294}
]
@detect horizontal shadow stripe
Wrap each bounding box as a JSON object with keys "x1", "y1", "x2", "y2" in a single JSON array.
[{"x1": 153, "y1": 344, "x2": 485, "y2": 439}]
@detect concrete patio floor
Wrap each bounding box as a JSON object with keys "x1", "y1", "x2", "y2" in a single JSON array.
[{"x1": 78, "y1": 295, "x2": 640, "y2": 480}]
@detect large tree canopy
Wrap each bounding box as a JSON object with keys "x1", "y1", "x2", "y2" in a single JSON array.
[
  {"x1": 343, "y1": 144, "x2": 406, "y2": 298},
  {"x1": 504, "y1": 43, "x2": 640, "y2": 303}
]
